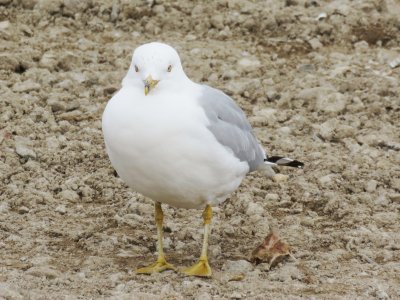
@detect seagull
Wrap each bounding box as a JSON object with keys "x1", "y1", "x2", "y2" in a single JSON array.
[{"x1": 102, "y1": 42, "x2": 303, "y2": 277}]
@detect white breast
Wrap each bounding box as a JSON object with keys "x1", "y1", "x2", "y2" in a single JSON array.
[{"x1": 102, "y1": 86, "x2": 249, "y2": 209}]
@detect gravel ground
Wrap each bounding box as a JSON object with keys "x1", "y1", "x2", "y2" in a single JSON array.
[{"x1": 1, "y1": 0, "x2": 399, "y2": 299}]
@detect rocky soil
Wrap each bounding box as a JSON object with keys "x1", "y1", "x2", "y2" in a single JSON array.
[{"x1": 1, "y1": 0, "x2": 400, "y2": 299}]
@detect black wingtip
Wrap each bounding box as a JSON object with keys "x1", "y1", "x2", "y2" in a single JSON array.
[
  {"x1": 265, "y1": 156, "x2": 304, "y2": 169},
  {"x1": 285, "y1": 160, "x2": 304, "y2": 169}
]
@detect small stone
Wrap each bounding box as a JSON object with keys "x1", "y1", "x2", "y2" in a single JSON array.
[
  {"x1": 266, "y1": 89, "x2": 279, "y2": 101},
  {"x1": 365, "y1": 180, "x2": 377, "y2": 192},
  {"x1": 20, "y1": 0, "x2": 37, "y2": 9},
  {"x1": 39, "y1": 52, "x2": 58, "y2": 70},
  {"x1": 222, "y1": 69, "x2": 238, "y2": 80},
  {"x1": 305, "y1": 0, "x2": 320, "y2": 7},
  {"x1": 230, "y1": 292, "x2": 242, "y2": 299},
  {"x1": 0, "y1": 202, "x2": 10, "y2": 214},
  {"x1": 15, "y1": 136, "x2": 36, "y2": 160},
  {"x1": 297, "y1": 64, "x2": 315, "y2": 73},
  {"x1": 222, "y1": 259, "x2": 254, "y2": 274},
  {"x1": 354, "y1": 40, "x2": 369, "y2": 50},
  {"x1": 388, "y1": 194, "x2": 400, "y2": 203},
  {"x1": 62, "y1": 0, "x2": 90, "y2": 17},
  {"x1": 55, "y1": 204, "x2": 67, "y2": 214},
  {"x1": 0, "y1": 283, "x2": 23, "y2": 300},
  {"x1": 308, "y1": 38, "x2": 323, "y2": 50},
  {"x1": 12, "y1": 80, "x2": 41, "y2": 93},
  {"x1": 319, "y1": 174, "x2": 334, "y2": 186},
  {"x1": 276, "y1": 126, "x2": 292, "y2": 136},
  {"x1": 298, "y1": 87, "x2": 333, "y2": 102},
  {"x1": 195, "y1": 292, "x2": 212, "y2": 300},
  {"x1": 110, "y1": 2, "x2": 119, "y2": 21},
  {"x1": 59, "y1": 189, "x2": 80, "y2": 202},
  {"x1": 0, "y1": 54, "x2": 20, "y2": 71},
  {"x1": 315, "y1": 92, "x2": 347, "y2": 114},
  {"x1": 210, "y1": 15, "x2": 224, "y2": 30},
  {"x1": 265, "y1": 193, "x2": 279, "y2": 201},
  {"x1": 270, "y1": 264, "x2": 302, "y2": 282},
  {"x1": 273, "y1": 174, "x2": 288, "y2": 182},
  {"x1": 375, "y1": 194, "x2": 390, "y2": 207},
  {"x1": 374, "y1": 286, "x2": 389, "y2": 300},
  {"x1": 237, "y1": 57, "x2": 261, "y2": 71},
  {"x1": 388, "y1": 57, "x2": 400, "y2": 69},
  {"x1": 246, "y1": 202, "x2": 263, "y2": 216},
  {"x1": 315, "y1": 12, "x2": 327, "y2": 21},
  {"x1": 207, "y1": 73, "x2": 218, "y2": 82},
  {"x1": 36, "y1": 0, "x2": 63, "y2": 14},
  {"x1": 26, "y1": 266, "x2": 60, "y2": 279},
  {"x1": 153, "y1": 4, "x2": 165, "y2": 14},
  {"x1": 18, "y1": 206, "x2": 29, "y2": 214},
  {"x1": 47, "y1": 97, "x2": 66, "y2": 112}
]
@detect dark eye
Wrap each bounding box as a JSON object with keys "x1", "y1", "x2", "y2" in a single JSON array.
[
  {"x1": 135, "y1": 65, "x2": 139, "y2": 72},
  {"x1": 167, "y1": 65, "x2": 172, "y2": 72}
]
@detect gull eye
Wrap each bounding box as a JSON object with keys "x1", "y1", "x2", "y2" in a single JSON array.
[
  {"x1": 167, "y1": 65, "x2": 172, "y2": 72},
  {"x1": 134, "y1": 65, "x2": 139, "y2": 72}
]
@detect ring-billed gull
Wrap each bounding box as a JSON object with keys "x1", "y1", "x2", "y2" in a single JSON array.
[{"x1": 102, "y1": 42, "x2": 303, "y2": 277}]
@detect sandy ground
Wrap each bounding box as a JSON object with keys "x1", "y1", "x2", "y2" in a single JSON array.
[{"x1": 1, "y1": 0, "x2": 400, "y2": 299}]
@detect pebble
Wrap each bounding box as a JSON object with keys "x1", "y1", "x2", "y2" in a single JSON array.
[
  {"x1": 298, "y1": 87, "x2": 333, "y2": 102},
  {"x1": 222, "y1": 259, "x2": 254, "y2": 274},
  {"x1": 318, "y1": 174, "x2": 334, "y2": 186},
  {"x1": 110, "y1": 2, "x2": 119, "y2": 22},
  {"x1": 354, "y1": 40, "x2": 369, "y2": 50},
  {"x1": 388, "y1": 194, "x2": 400, "y2": 203},
  {"x1": 59, "y1": 189, "x2": 80, "y2": 202},
  {"x1": 36, "y1": 0, "x2": 63, "y2": 14},
  {"x1": 26, "y1": 266, "x2": 61, "y2": 279},
  {"x1": 308, "y1": 38, "x2": 323, "y2": 50},
  {"x1": 230, "y1": 292, "x2": 242, "y2": 299},
  {"x1": 269, "y1": 264, "x2": 302, "y2": 282},
  {"x1": 55, "y1": 204, "x2": 67, "y2": 214},
  {"x1": 0, "y1": 283, "x2": 23, "y2": 300},
  {"x1": 12, "y1": 80, "x2": 41, "y2": 93},
  {"x1": 265, "y1": 193, "x2": 279, "y2": 201},
  {"x1": 195, "y1": 292, "x2": 212, "y2": 300},
  {"x1": 0, "y1": 54, "x2": 20, "y2": 71},
  {"x1": 210, "y1": 15, "x2": 224, "y2": 30},
  {"x1": 297, "y1": 63, "x2": 316, "y2": 73},
  {"x1": 237, "y1": 57, "x2": 261, "y2": 71},
  {"x1": 388, "y1": 57, "x2": 400, "y2": 69},
  {"x1": 277, "y1": 126, "x2": 292, "y2": 135},
  {"x1": 62, "y1": 0, "x2": 90, "y2": 17},
  {"x1": 47, "y1": 97, "x2": 66, "y2": 112},
  {"x1": 365, "y1": 180, "x2": 377, "y2": 193},
  {"x1": 374, "y1": 286, "x2": 389, "y2": 300},
  {"x1": 18, "y1": 206, "x2": 30, "y2": 214},
  {"x1": 222, "y1": 69, "x2": 238, "y2": 80},
  {"x1": 0, "y1": 202, "x2": 10, "y2": 214},
  {"x1": 246, "y1": 202, "x2": 263, "y2": 216},
  {"x1": 207, "y1": 73, "x2": 218, "y2": 82},
  {"x1": 15, "y1": 136, "x2": 37, "y2": 160},
  {"x1": 315, "y1": 92, "x2": 347, "y2": 114},
  {"x1": 315, "y1": 12, "x2": 327, "y2": 21},
  {"x1": 39, "y1": 52, "x2": 58, "y2": 70}
]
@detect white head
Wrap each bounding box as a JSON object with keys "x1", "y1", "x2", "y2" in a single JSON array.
[{"x1": 122, "y1": 42, "x2": 189, "y2": 95}]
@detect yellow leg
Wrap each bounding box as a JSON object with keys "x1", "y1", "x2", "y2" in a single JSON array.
[
  {"x1": 181, "y1": 204, "x2": 213, "y2": 277},
  {"x1": 136, "y1": 202, "x2": 176, "y2": 274}
]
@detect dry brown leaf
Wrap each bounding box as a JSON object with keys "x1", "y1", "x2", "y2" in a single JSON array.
[{"x1": 251, "y1": 231, "x2": 294, "y2": 267}]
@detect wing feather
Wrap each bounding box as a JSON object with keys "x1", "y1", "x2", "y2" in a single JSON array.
[{"x1": 198, "y1": 85, "x2": 265, "y2": 172}]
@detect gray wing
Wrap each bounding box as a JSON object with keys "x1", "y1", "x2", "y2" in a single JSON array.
[{"x1": 198, "y1": 85, "x2": 265, "y2": 172}]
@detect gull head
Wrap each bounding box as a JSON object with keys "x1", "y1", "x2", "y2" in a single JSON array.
[{"x1": 123, "y1": 42, "x2": 188, "y2": 95}]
